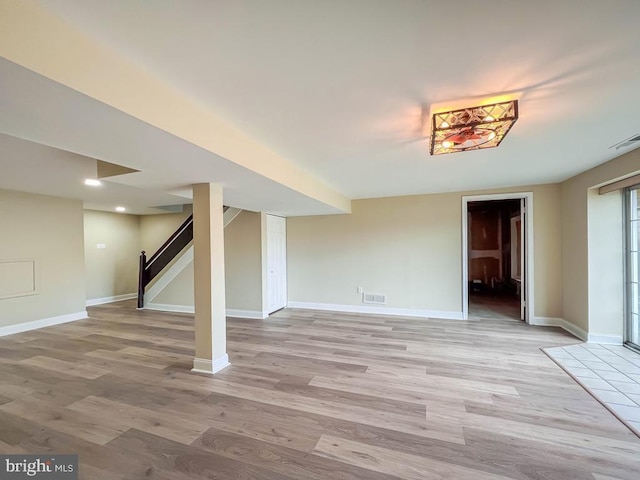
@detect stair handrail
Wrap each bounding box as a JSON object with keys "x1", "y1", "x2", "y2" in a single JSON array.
[
  {"x1": 138, "y1": 214, "x2": 193, "y2": 308},
  {"x1": 137, "y1": 207, "x2": 230, "y2": 308},
  {"x1": 146, "y1": 214, "x2": 193, "y2": 268}
]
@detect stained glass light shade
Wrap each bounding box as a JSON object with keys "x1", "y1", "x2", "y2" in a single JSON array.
[{"x1": 430, "y1": 100, "x2": 518, "y2": 155}]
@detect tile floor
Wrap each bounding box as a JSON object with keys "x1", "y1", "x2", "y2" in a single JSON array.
[{"x1": 544, "y1": 343, "x2": 640, "y2": 436}]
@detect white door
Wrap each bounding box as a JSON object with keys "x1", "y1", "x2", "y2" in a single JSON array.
[
  {"x1": 520, "y1": 198, "x2": 527, "y2": 321},
  {"x1": 266, "y1": 214, "x2": 287, "y2": 314}
]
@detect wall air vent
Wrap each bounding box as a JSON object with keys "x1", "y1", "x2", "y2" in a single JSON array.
[
  {"x1": 363, "y1": 293, "x2": 387, "y2": 304},
  {"x1": 609, "y1": 134, "x2": 640, "y2": 151}
]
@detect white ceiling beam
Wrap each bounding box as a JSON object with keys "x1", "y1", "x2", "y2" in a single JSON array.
[{"x1": 0, "y1": 0, "x2": 351, "y2": 214}]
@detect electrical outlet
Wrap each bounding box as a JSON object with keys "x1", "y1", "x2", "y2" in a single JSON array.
[
  {"x1": 97, "y1": 243, "x2": 106, "y2": 249},
  {"x1": 356, "y1": 286, "x2": 363, "y2": 294}
]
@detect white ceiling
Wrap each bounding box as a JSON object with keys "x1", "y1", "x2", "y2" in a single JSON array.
[
  {"x1": 0, "y1": 133, "x2": 191, "y2": 215},
  {"x1": 3, "y1": 0, "x2": 640, "y2": 214},
  {"x1": 0, "y1": 57, "x2": 345, "y2": 216}
]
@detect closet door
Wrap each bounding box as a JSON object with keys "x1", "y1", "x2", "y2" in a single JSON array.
[{"x1": 266, "y1": 214, "x2": 287, "y2": 314}]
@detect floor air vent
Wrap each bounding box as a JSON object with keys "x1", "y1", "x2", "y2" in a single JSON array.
[{"x1": 363, "y1": 293, "x2": 386, "y2": 304}]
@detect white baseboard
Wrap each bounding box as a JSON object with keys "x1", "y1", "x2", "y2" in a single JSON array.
[
  {"x1": 587, "y1": 333, "x2": 623, "y2": 345},
  {"x1": 226, "y1": 309, "x2": 267, "y2": 319},
  {"x1": 0, "y1": 311, "x2": 88, "y2": 337},
  {"x1": 532, "y1": 316, "x2": 588, "y2": 341},
  {"x1": 145, "y1": 303, "x2": 195, "y2": 314},
  {"x1": 86, "y1": 293, "x2": 137, "y2": 306},
  {"x1": 532, "y1": 317, "x2": 622, "y2": 344},
  {"x1": 192, "y1": 354, "x2": 230, "y2": 374},
  {"x1": 286, "y1": 301, "x2": 464, "y2": 320}
]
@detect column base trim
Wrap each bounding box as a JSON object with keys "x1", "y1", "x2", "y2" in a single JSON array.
[{"x1": 191, "y1": 355, "x2": 230, "y2": 375}]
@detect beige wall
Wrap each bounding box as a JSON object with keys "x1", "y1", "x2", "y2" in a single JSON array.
[
  {"x1": 0, "y1": 189, "x2": 85, "y2": 327},
  {"x1": 84, "y1": 210, "x2": 140, "y2": 301},
  {"x1": 532, "y1": 184, "x2": 564, "y2": 319},
  {"x1": 225, "y1": 211, "x2": 263, "y2": 311},
  {"x1": 84, "y1": 208, "x2": 191, "y2": 303},
  {"x1": 561, "y1": 148, "x2": 640, "y2": 337},
  {"x1": 560, "y1": 176, "x2": 588, "y2": 331},
  {"x1": 152, "y1": 261, "x2": 194, "y2": 307},
  {"x1": 288, "y1": 183, "x2": 562, "y2": 318}
]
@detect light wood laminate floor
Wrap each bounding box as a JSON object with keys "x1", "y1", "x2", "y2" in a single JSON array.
[
  {"x1": 1, "y1": 300, "x2": 639, "y2": 479},
  {"x1": 469, "y1": 293, "x2": 521, "y2": 320}
]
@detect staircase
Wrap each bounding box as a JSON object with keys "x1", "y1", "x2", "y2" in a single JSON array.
[{"x1": 137, "y1": 206, "x2": 240, "y2": 308}]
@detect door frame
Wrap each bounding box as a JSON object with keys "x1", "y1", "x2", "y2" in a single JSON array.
[
  {"x1": 624, "y1": 186, "x2": 639, "y2": 350},
  {"x1": 461, "y1": 192, "x2": 534, "y2": 323}
]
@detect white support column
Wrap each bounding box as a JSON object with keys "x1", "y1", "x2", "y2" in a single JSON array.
[{"x1": 191, "y1": 183, "x2": 229, "y2": 374}]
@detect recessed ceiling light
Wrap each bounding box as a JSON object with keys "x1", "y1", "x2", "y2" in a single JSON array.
[
  {"x1": 84, "y1": 179, "x2": 102, "y2": 186},
  {"x1": 115, "y1": 206, "x2": 126, "y2": 212}
]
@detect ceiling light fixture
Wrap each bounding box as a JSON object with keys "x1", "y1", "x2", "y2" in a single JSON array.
[
  {"x1": 115, "y1": 206, "x2": 126, "y2": 212},
  {"x1": 84, "y1": 178, "x2": 102, "y2": 186},
  {"x1": 430, "y1": 100, "x2": 518, "y2": 155}
]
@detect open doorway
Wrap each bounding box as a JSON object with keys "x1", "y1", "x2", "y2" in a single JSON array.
[{"x1": 462, "y1": 193, "x2": 533, "y2": 323}]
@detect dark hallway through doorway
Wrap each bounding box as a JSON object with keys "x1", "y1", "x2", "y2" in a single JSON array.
[{"x1": 467, "y1": 199, "x2": 523, "y2": 321}]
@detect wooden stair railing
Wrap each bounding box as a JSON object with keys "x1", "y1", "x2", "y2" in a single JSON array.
[
  {"x1": 137, "y1": 214, "x2": 193, "y2": 308},
  {"x1": 137, "y1": 207, "x2": 229, "y2": 308}
]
